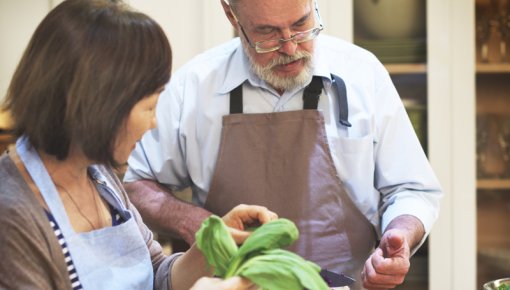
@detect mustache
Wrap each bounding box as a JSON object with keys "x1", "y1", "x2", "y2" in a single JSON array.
[{"x1": 267, "y1": 50, "x2": 312, "y2": 68}]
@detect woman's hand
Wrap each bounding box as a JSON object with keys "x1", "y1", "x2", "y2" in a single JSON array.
[
  {"x1": 222, "y1": 204, "x2": 278, "y2": 244},
  {"x1": 190, "y1": 276, "x2": 258, "y2": 290}
]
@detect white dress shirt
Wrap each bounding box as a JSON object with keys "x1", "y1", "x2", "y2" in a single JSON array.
[{"x1": 125, "y1": 34, "x2": 443, "y2": 239}]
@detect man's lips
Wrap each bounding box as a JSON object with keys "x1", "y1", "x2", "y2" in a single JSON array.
[{"x1": 274, "y1": 58, "x2": 303, "y2": 72}]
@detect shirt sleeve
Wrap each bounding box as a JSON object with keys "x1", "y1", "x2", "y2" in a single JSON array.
[
  {"x1": 372, "y1": 68, "x2": 443, "y2": 244},
  {"x1": 124, "y1": 76, "x2": 191, "y2": 192}
]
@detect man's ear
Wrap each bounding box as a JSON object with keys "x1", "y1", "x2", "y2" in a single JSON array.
[{"x1": 220, "y1": 0, "x2": 238, "y2": 29}]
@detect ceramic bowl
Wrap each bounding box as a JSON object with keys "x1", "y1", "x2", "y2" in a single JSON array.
[
  {"x1": 354, "y1": 0, "x2": 426, "y2": 39},
  {"x1": 483, "y1": 277, "x2": 510, "y2": 290}
]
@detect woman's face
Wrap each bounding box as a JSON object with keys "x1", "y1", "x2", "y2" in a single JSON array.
[{"x1": 113, "y1": 89, "x2": 162, "y2": 164}]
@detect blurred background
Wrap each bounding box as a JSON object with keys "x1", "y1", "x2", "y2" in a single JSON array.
[{"x1": 1, "y1": 1, "x2": 510, "y2": 289}]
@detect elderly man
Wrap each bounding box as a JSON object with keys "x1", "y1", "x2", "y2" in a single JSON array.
[{"x1": 124, "y1": 0, "x2": 443, "y2": 289}]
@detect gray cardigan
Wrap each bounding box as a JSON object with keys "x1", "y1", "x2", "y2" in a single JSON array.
[{"x1": 0, "y1": 152, "x2": 181, "y2": 290}]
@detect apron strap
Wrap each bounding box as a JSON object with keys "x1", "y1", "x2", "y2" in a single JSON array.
[
  {"x1": 229, "y1": 84, "x2": 244, "y2": 114},
  {"x1": 7, "y1": 144, "x2": 49, "y2": 209},
  {"x1": 302, "y1": 76, "x2": 324, "y2": 110},
  {"x1": 229, "y1": 75, "x2": 351, "y2": 128},
  {"x1": 331, "y1": 74, "x2": 352, "y2": 127}
]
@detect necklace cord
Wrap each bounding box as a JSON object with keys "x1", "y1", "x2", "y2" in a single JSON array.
[{"x1": 55, "y1": 178, "x2": 101, "y2": 230}]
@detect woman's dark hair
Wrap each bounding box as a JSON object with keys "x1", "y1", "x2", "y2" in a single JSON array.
[{"x1": 3, "y1": 0, "x2": 172, "y2": 168}]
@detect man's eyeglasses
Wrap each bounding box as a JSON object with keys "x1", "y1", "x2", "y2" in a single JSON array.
[
  {"x1": 228, "y1": 0, "x2": 324, "y2": 54},
  {"x1": 237, "y1": 24, "x2": 323, "y2": 54}
]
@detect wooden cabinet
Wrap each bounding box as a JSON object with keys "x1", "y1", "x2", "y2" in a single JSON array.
[
  {"x1": 475, "y1": 0, "x2": 510, "y2": 288},
  {"x1": 350, "y1": 0, "x2": 477, "y2": 289},
  {"x1": 353, "y1": 2, "x2": 429, "y2": 289}
]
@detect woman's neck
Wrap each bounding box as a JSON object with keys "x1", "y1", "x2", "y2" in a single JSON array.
[
  {"x1": 38, "y1": 148, "x2": 111, "y2": 232},
  {"x1": 38, "y1": 148, "x2": 91, "y2": 190}
]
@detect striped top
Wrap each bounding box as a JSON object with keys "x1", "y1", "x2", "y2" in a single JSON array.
[{"x1": 45, "y1": 204, "x2": 125, "y2": 290}]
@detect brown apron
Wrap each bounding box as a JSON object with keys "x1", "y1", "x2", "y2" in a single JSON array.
[{"x1": 205, "y1": 76, "x2": 377, "y2": 289}]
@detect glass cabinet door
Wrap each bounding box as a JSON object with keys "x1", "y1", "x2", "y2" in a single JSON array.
[
  {"x1": 353, "y1": 1, "x2": 428, "y2": 289},
  {"x1": 475, "y1": 0, "x2": 510, "y2": 288}
]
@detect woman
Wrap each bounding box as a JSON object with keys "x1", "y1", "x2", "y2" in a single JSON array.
[{"x1": 0, "y1": 0, "x2": 274, "y2": 289}]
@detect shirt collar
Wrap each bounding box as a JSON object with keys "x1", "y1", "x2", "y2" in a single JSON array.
[
  {"x1": 311, "y1": 35, "x2": 333, "y2": 84},
  {"x1": 217, "y1": 41, "x2": 252, "y2": 94}
]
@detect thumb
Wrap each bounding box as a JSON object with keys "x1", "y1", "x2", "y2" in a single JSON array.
[
  {"x1": 221, "y1": 276, "x2": 256, "y2": 290},
  {"x1": 384, "y1": 232, "x2": 405, "y2": 257},
  {"x1": 229, "y1": 227, "x2": 251, "y2": 244}
]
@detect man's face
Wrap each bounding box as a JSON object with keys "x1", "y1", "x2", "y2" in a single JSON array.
[{"x1": 234, "y1": 0, "x2": 316, "y2": 91}]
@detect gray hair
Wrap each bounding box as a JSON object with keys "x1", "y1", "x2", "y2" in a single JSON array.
[{"x1": 225, "y1": 0, "x2": 317, "y2": 16}]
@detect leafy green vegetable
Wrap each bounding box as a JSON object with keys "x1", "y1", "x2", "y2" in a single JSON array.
[
  {"x1": 195, "y1": 215, "x2": 329, "y2": 290},
  {"x1": 195, "y1": 215, "x2": 238, "y2": 277},
  {"x1": 236, "y1": 249, "x2": 327, "y2": 290},
  {"x1": 497, "y1": 284, "x2": 510, "y2": 290},
  {"x1": 236, "y1": 218, "x2": 298, "y2": 257},
  {"x1": 226, "y1": 218, "x2": 299, "y2": 278}
]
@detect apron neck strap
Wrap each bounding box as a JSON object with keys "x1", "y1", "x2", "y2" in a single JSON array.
[
  {"x1": 228, "y1": 75, "x2": 351, "y2": 128},
  {"x1": 331, "y1": 74, "x2": 352, "y2": 127},
  {"x1": 229, "y1": 77, "x2": 324, "y2": 114},
  {"x1": 229, "y1": 84, "x2": 244, "y2": 114},
  {"x1": 302, "y1": 76, "x2": 324, "y2": 110},
  {"x1": 7, "y1": 145, "x2": 49, "y2": 209}
]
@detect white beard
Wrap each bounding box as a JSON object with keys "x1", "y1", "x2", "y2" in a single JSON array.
[{"x1": 243, "y1": 42, "x2": 314, "y2": 91}]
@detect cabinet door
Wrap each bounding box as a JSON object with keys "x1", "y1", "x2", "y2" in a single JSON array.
[
  {"x1": 475, "y1": 0, "x2": 510, "y2": 288},
  {"x1": 353, "y1": 1, "x2": 428, "y2": 289}
]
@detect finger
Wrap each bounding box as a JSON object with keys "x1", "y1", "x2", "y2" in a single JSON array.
[
  {"x1": 363, "y1": 266, "x2": 404, "y2": 290},
  {"x1": 229, "y1": 227, "x2": 251, "y2": 244},
  {"x1": 238, "y1": 204, "x2": 278, "y2": 224},
  {"x1": 224, "y1": 204, "x2": 278, "y2": 227},
  {"x1": 371, "y1": 248, "x2": 410, "y2": 276},
  {"x1": 363, "y1": 250, "x2": 407, "y2": 287},
  {"x1": 251, "y1": 207, "x2": 278, "y2": 225},
  {"x1": 221, "y1": 276, "x2": 255, "y2": 290},
  {"x1": 190, "y1": 277, "x2": 222, "y2": 290},
  {"x1": 384, "y1": 233, "x2": 405, "y2": 257}
]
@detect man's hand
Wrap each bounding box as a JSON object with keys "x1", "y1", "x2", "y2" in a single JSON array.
[
  {"x1": 222, "y1": 204, "x2": 278, "y2": 244},
  {"x1": 362, "y1": 229, "x2": 410, "y2": 289},
  {"x1": 361, "y1": 214, "x2": 424, "y2": 290}
]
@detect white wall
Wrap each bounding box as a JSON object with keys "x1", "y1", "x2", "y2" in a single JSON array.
[
  {"x1": 0, "y1": 0, "x2": 49, "y2": 103},
  {"x1": 127, "y1": 0, "x2": 232, "y2": 70},
  {"x1": 0, "y1": 0, "x2": 347, "y2": 107},
  {"x1": 0, "y1": 0, "x2": 233, "y2": 106}
]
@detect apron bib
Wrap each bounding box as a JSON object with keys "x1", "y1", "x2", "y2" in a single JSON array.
[
  {"x1": 14, "y1": 137, "x2": 153, "y2": 290},
  {"x1": 205, "y1": 76, "x2": 377, "y2": 289}
]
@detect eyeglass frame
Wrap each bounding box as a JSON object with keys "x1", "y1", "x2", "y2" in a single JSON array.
[{"x1": 227, "y1": 0, "x2": 324, "y2": 53}]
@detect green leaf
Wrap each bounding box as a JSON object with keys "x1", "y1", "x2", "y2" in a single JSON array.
[
  {"x1": 195, "y1": 215, "x2": 238, "y2": 277},
  {"x1": 237, "y1": 218, "x2": 298, "y2": 258},
  {"x1": 225, "y1": 218, "x2": 299, "y2": 277},
  {"x1": 235, "y1": 249, "x2": 329, "y2": 290}
]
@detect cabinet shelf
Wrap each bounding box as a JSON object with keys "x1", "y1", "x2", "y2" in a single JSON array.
[
  {"x1": 477, "y1": 179, "x2": 510, "y2": 190},
  {"x1": 476, "y1": 63, "x2": 510, "y2": 74},
  {"x1": 385, "y1": 63, "x2": 427, "y2": 74}
]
